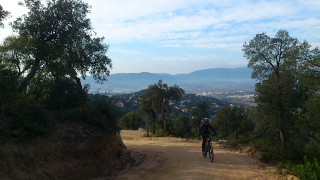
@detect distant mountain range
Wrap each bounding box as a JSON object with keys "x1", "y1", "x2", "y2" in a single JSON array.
[{"x1": 82, "y1": 67, "x2": 256, "y2": 94}]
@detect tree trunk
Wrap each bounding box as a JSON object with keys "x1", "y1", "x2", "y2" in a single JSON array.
[
  {"x1": 252, "y1": 123, "x2": 269, "y2": 139},
  {"x1": 72, "y1": 75, "x2": 82, "y2": 89},
  {"x1": 163, "y1": 118, "x2": 166, "y2": 136},
  {"x1": 236, "y1": 128, "x2": 239, "y2": 140},
  {"x1": 151, "y1": 111, "x2": 156, "y2": 135},
  {"x1": 279, "y1": 129, "x2": 286, "y2": 158},
  {"x1": 19, "y1": 56, "x2": 41, "y2": 93},
  {"x1": 278, "y1": 110, "x2": 287, "y2": 159},
  {"x1": 224, "y1": 119, "x2": 228, "y2": 137},
  {"x1": 277, "y1": 78, "x2": 287, "y2": 159},
  {"x1": 161, "y1": 98, "x2": 167, "y2": 135},
  {"x1": 198, "y1": 118, "x2": 201, "y2": 138},
  {"x1": 145, "y1": 118, "x2": 150, "y2": 137}
]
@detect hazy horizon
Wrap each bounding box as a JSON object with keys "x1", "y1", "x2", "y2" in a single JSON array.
[{"x1": 109, "y1": 66, "x2": 249, "y2": 75}]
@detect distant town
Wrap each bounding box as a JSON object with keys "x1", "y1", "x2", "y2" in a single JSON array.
[
  {"x1": 99, "y1": 87, "x2": 256, "y2": 124},
  {"x1": 195, "y1": 89, "x2": 256, "y2": 106}
]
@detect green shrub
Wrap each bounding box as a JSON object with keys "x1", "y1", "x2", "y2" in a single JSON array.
[
  {"x1": 28, "y1": 77, "x2": 88, "y2": 110},
  {"x1": 291, "y1": 157, "x2": 320, "y2": 180},
  {"x1": 53, "y1": 108, "x2": 86, "y2": 122},
  {"x1": 0, "y1": 96, "x2": 54, "y2": 143},
  {"x1": 0, "y1": 69, "x2": 19, "y2": 104},
  {"x1": 48, "y1": 78, "x2": 87, "y2": 109},
  {"x1": 82, "y1": 95, "x2": 119, "y2": 132},
  {"x1": 15, "y1": 98, "x2": 53, "y2": 138},
  {"x1": 304, "y1": 141, "x2": 320, "y2": 161},
  {"x1": 119, "y1": 111, "x2": 144, "y2": 130},
  {"x1": 173, "y1": 115, "x2": 191, "y2": 138},
  {"x1": 154, "y1": 129, "x2": 164, "y2": 137},
  {"x1": 0, "y1": 69, "x2": 55, "y2": 143},
  {"x1": 251, "y1": 138, "x2": 282, "y2": 163},
  {"x1": 190, "y1": 127, "x2": 199, "y2": 139}
]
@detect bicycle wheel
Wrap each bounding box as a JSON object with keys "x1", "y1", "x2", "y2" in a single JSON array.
[
  {"x1": 203, "y1": 151, "x2": 207, "y2": 158},
  {"x1": 209, "y1": 145, "x2": 214, "y2": 162}
]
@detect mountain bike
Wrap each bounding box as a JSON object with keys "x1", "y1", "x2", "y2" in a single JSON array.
[{"x1": 203, "y1": 135, "x2": 214, "y2": 162}]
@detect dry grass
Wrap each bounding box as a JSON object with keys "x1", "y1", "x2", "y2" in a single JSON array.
[
  {"x1": 120, "y1": 130, "x2": 201, "y2": 143},
  {"x1": 138, "y1": 136, "x2": 201, "y2": 143}
]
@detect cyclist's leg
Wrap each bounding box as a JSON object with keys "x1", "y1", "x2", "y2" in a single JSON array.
[
  {"x1": 211, "y1": 143, "x2": 214, "y2": 162},
  {"x1": 201, "y1": 136, "x2": 206, "y2": 154}
]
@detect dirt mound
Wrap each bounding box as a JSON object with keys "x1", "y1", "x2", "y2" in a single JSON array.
[{"x1": 0, "y1": 122, "x2": 133, "y2": 179}]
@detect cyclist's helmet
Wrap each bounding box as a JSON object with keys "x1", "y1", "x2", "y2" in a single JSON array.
[{"x1": 203, "y1": 118, "x2": 209, "y2": 125}]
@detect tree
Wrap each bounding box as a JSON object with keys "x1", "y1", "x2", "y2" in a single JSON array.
[
  {"x1": 139, "y1": 89, "x2": 157, "y2": 136},
  {"x1": 0, "y1": 1, "x2": 117, "y2": 142},
  {"x1": 0, "y1": 0, "x2": 111, "y2": 93},
  {"x1": 243, "y1": 30, "x2": 311, "y2": 159},
  {"x1": 119, "y1": 111, "x2": 144, "y2": 130},
  {"x1": 213, "y1": 106, "x2": 254, "y2": 142},
  {"x1": 83, "y1": 94, "x2": 119, "y2": 132},
  {"x1": 191, "y1": 100, "x2": 209, "y2": 136},
  {"x1": 213, "y1": 105, "x2": 232, "y2": 138},
  {"x1": 298, "y1": 47, "x2": 320, "y2": 145},
  {"x1": 173, "y1": 115, "x2": 191, "y2": 138},
  {"x1": 228, "y1": 107, "x2": 253, "y2": 140},
  {"x1": 1, "y1": 4, "x2": 17, "y2": 96},
  {"x1": 0, "y1": 4, "x2": 9, "y2": 27},
  {"x1": 140, "y1": 80, "x2": 184, "y2": 136}
]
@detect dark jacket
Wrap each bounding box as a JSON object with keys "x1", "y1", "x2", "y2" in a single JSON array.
[{"x1": 200, "y1": 124, "x2": 216, "y2": 136}]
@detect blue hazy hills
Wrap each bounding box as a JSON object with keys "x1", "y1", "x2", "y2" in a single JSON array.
[{"x1": 82, "y1": 67, "x2": 256, "y2": 93}]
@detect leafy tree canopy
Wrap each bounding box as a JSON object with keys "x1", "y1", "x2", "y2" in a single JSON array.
[
  {"x1": 0, "y1": 0, "x2": 112, "y2": 93},
  {"x1": 243, "y1": 30, "x2": 302, "y2": 80},
  {"x1": 243, "y1": 29, "x2": 320, "y2": 160},
  {"x1": 140, "y1": 80, "x2": 185, "y2": 135},
  {"x1": 0, "y1": 4, "x2": 10, "y2": 27}
]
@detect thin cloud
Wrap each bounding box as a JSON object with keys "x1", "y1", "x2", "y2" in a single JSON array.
[
  {"x1": 2, "y1": 0, "x2": 319, "y2": 46},
  {"x1": 1, "y1": 0, "x2": 319, "y2": 74},
  {"x1": 89, "y1": 0, "x2": 319, "y2": 50},
  {"x1": 111, "y1": 48, "x2": 142, "y2": 55},
  {"x1": 153, "y1": 54, "x2": 218, "y2": 62}
]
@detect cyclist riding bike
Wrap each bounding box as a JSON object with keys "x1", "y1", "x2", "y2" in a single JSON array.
[{"x1": 200, "y1": 118, "x2": 217, "y2": 157}]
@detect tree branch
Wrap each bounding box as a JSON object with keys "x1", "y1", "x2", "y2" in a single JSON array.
[
  {"x1": 308, "y1": 130, "x2": 320, "y2": 145},
  {"x1": 258, "y1": 52, "x2": 275, "y2": 69}
]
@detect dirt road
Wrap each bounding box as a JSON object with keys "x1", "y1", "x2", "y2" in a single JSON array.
[{"x1": 116, "y1": 130, "x2": 292, "y2": 180}]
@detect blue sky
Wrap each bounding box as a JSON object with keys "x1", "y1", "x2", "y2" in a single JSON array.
[{"x1": 1, "y1": 0, "x2": 320, "y2": 74}]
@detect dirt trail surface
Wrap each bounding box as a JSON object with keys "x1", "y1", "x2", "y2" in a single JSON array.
[{"x1": 115, "y1": 130, "x2": 295, "y2": 180}]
